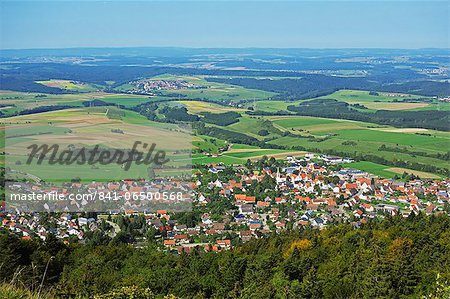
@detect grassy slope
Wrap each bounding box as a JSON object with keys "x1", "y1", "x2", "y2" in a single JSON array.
[
  {"x1": 226, "y1": 114, "x2": 450, "y2": 172},
  {"x1": 2, "y1": 85, "x2": 448, "y2": 177},
  {"x1": 2, "y1": 107, "x2": 190, "y2": 182},
  {"x1": 181, "y1": 96, "x2": 450, "y2": 175},
  {"x1": 35, "y1": 79, "x2": 100, "y2": 92},
  {"x1": 0, "y1": 90, "x2": 172, "y2": 116},
  {"x1": 344, "y1": 161, "x2": 441, "y2": 179},
  {"x1": 251, "y1": 89, "x2": 450, "y2": 113},
  {"x1": 316, "y1": 89, "x2": 449, "y2": 111}
]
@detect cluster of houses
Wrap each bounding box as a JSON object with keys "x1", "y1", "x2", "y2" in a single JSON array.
[
  {"x1": 127, "y1": 79, "x2": 203, "y2": 95},
  {"x1": 439, "y1": 96, "x2": 450, "y2": 103},
  {"x1": 1, "y1": 154, "x2": 449, "y2": 254},
  {"x1": 0, "y1": 212, "x2": 97, "y2": 242},
  {"x1": 180, "y1": 154, "x2": 448, "y2": 251}
]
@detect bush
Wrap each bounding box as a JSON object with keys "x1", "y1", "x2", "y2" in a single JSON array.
[
  {"x1": 94, "y1": 286, "x2": 155, "y2": 299},
  {"x1": 258, "y1": 129, "x2": 270, "y2": 136}
]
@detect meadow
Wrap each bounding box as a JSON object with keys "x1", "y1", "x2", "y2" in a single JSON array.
[
  {"x1": 2, "y1": 103, "x2": 310, "y2": 180},
  {"x1": 2, "y1": 107, "x2": 192, "y2": 182},
  {"x1": 316, "y1": 89, "x2": 449, "y2": 111},
  {"x1": 176, "y1": 98, "x2": 450, "y2": 175},
  {"x1": 178, "y1": 100, "x2": 246, "y2": 114},
  {"x1": 265, "y1": 115, "x2": 450, "y2": 171},
  {"x1": 192, "y1": 134, "x2": 306, "y2": 165},
  {"x1": 343, "y1": 161, "x2": 441, "y2": 179},
  {"x1": 247, "y1": 100, "x2": 291, "y2": 112},
  {"x1": 226, "y1": 116, "x2": 281, "y2": 139},
  {"x1": 191, "y1": 149, "x2": 306, "y2": 165},
  {"x1": 244, "y1": 89, "x2": 450, "y2": 113},
  {"x1": 36, "y1": 79, "x2": 100, "y2": 92},
  {"x1": 0, "y1": 90, "x2": 159, "y2": 116},
  {"x1": 1, "y1": 82, "x2": 448, "y2": 179}
]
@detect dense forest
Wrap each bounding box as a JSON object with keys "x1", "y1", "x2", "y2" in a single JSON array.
[
  {"x1": 160, "y1": 106, "x2": 200, "y2": 122},
  {"x1": 200, "y1": 111, "x2": 241, "y2": 126},
  {"x1": 1, "y1": 214, "x2": 449, "y2": 298},
  {"x1": 194, "y1": 123, "x2": 265, "y2": 147}
]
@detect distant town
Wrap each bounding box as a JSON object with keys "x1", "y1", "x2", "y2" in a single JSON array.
[{"x1": 125, "y1": 79, "x2": 204, "y2": 95}]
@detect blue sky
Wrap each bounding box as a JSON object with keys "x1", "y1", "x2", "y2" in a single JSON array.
[{"x1": 0, "y1": 1, "x2": 448, "y2": 49}]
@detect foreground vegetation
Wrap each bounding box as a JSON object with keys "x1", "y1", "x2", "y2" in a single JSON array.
[{"x1": 1, "y1": 214, "x2": 450, "y2": 298}]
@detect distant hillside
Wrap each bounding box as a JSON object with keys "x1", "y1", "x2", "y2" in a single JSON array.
[{"x1": 206, "y1": 77, "x2": 450, "y2": 99}]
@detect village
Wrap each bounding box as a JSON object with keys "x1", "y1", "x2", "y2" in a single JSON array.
[
  {"x1": 1, "y1": 153, "x2": 449, "y2": 255},
  {"x1": 126, "y1": 79, "x2": 204, "y2": 95}
]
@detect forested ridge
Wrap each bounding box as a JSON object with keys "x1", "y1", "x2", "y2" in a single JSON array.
[
  {"x1": 1, "y1": 214, "x2": 449, "y2": 298},
  {"x1": 206, "y1": 77, "x2": 450, "y2": 99}
]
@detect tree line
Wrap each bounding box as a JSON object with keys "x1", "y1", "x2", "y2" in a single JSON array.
[{"x1": 1, "y1": 214, "x2": 449, "y2": 298}]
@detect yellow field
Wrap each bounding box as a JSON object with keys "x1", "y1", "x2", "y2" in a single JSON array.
[
  {"x1": 317, "y1": 89, "x2": 432, "y2": 111},
  {"x1": 385, "y1": 168, "x2": 441, "y2": 179},
  {"x1": 178, "y1": 101, "x2": 244, "y2": 114},
  {"x1": 371, "y1": 128, "x2": 429, "y2": 133},
  {"x1": 4, "y1": 108, "x2": 192, "y2": 155},
  {"x1": 361, "y1": 102, "x2": 429, "y2": 110},
  {"x1": 36, "y1": 79, "x2": 98, "y2": 92}
]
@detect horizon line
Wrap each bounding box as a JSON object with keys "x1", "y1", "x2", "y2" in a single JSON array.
[{"x1": 1, "y1": 46, "x2": 450, "y2": 51}]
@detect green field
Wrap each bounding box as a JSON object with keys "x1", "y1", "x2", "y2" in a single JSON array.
[
  {"x1": 237, "y1": 91, "x2": 450, "y2": 175},
  {"x1": 247, "y1": 100, "x2": 292, "y2": 112},
  {"x1": 317, "y1": 89, "x2": 448, "y2": 111},
  {"x1": 229, "y1": 144, "x2": 260, "y2": 150},
  {"x1": 271, "y1": 116, "x2": 337, "y2": 128},
  {"x1": 226, "y1": 149, "x2": 293, "y2": 158},
  {"x1": 36, "y1": 79, "x2": 100, "y2": 92},
  {"x1": 0, "y1": 91, "x2": 87, "y2": 115},
  {"x1": 193, "y1": 135, "x2": 228, "y2": 154},
  {"x1": 1, "y1": 85, "x2": 448, "y2": 178},
  {"x1": 331, "y1": 129, "x2": 448, "y2": 151},
  {"x1": 0, "y1": 90, "x2": 164, "y2": 116},
  {"x1": 178, "y1": 100, "x2": 245, "y2": 114},
  {"x1": 191, "y1": 154, "x2": 243, "y2": 165},
  {"x1": 178, "y1": 98, "x2": 450, "y2": 175},
  {"x1": 345, "y1": 161, "x2": 400, "y2": 178},
  {"x1": 191, "y1": 149, "x2": 306, "y2": 165},
  {"x1": 242, "y1": 115, "x2": 450, "y2": 173},
  {"x1": 3, "y1": 107, "x2": 192, "y2": 182},
  {"x1": 246, "y1": 89, "x2": 449, "y2": 113},
  {"x1": 99, "y1": 94, "x2": 157, "y2": 107},
  {"x1": 191, "y1": 133, "x2": 306, "y2": 164},
  {"x1": 344, "y1": 161, "x2": 441, "y2": 179},
  {"x1": 210, "y1": 114, "x2": 287, "y2": 141}
]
